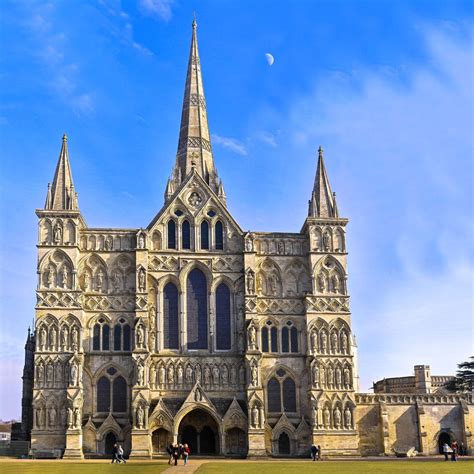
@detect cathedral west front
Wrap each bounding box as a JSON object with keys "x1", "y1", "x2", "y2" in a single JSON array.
[{"x1": 26, "y1": 21, "x2": 473, "y2": 458}]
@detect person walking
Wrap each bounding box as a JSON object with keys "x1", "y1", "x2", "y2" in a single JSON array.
[
  {"x1": 451, "y1": 441, "x2": 458, "y2": 461},
  {"x1": 317, "y1": 445, "x2": 322, "y2": 461},
  {"x1": 173, "y1": 444, "x2": 180, "y2": 466},
  {"x1": 167, "y1": 443, "x2": 174, "y2": 465},
  {"x1": 310, "y1": 444, "x2": 318, "y2": 461},
  {"x1": 111, "y1": 443, "x2": 119, "y2": 464},
  {"x1": 460, "y1": 441, "x2": 466, "y2": 456},
  {"x1": 442, "y1": 442, "x2": 450, "y2": 461},
  {"x1": 117, "y1": 444, "x2": 126, "y2": 463},
  {"x1": 183, "y1": 443, "x2": 190, "y2": 465}
]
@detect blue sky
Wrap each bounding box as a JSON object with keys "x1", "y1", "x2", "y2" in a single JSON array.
[{"x1": 0, "y1": 0, "x2": 473, "y2": 419}]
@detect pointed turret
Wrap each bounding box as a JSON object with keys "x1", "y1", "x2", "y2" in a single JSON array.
[
  {"x1": 308, "y1": 146, "x2": 337, "y2": 218},
  {"x1": 168, "y1": 20, "x2": 222, "y2": 200},
  {"x1": 45, "y1": 134, "x2": 78, "y2": 210}
]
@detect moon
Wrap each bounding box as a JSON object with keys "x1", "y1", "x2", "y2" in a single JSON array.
[{"x1": 265, "y1": 53, "x2": 274, "y2": 66}]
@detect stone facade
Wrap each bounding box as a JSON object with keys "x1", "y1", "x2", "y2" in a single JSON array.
[{"x1": 24, "y1": 21, "x2": 473, "y2": 458}]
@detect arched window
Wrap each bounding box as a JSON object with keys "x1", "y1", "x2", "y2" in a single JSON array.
[
  {"x1": 97, "y1": 368, "x2": 128, "y2": 414},
  {"x1": 92, "y1": 318, "x2": 110, "y2": 351},
  {"x1": 261, "y1": 326, "x2": 269, "y2": 352},
  {"x1": 282, "y1": 327, "x2": 289, "y2": 353},
  {"x1": 187, "y1": 269, "x2": 208, "y2": 350},
  {"x1": 200, "y1": 221, "x2": 209, "y2": 250},
  {"x1": 215, "y1": 221, "x2": 223, "y2": 250},
  {"x1": 113, "y1": 376, "x2": 127, "y2": 412},
  {"x1": 267, "y1": 368, "x2": 297, "y2": 414},
  {"x1": 163, "y1": 282, "x2": 179, "y2": 350},
  {"x1": 267, "y1": 377, "x2": 281, "y2": 413},
  {"x1": 167, "y1": 220, "x2": 176, "y2": 249},
  {"x1": 290, "y1": 326, "x2": 298, "y2": 353},
  {"x1": 97, "y1": 376, "x2": 111, "y2": 412},
  {"x1": 182, "y1": 220, "x2": 191, "y2": 249},
  {"x1": 113, "y1": 318, "x2": 131, "y2": 352},
  {"x1": 271, "y1": 326, "x2": 278, "y2": 353},
  {"x1": 216, "y1": 283, "x2": 231, "y2": 350}
]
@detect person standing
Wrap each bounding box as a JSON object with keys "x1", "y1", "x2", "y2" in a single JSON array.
[
  {"x1": 111, "y1": 443, "x2": 119, "y2": 463},
  {"x1": 183, "y1": 443, "x2": 190, "y2": 465},
  {"x1": 451, "y1": 441, "x2": 458, "y2": 461},
  {"x1": 317, "y1": 445, "x2": 322, "y2": 461},
  {"x1": 167, "y1": 443, "x2": 173, "y2": 465},
  {"x1": 117, "y1": 444, "x2": 126, "y2": 463},
  {"x1": 442, "y1": 442, "x2": 450, "y2": 461},
  {"x1": 173, "y1": 444, "x2": 180, "y2": 466},
  {"x1": 310, "y1": 444, "x2": 317, "y2": 461}
]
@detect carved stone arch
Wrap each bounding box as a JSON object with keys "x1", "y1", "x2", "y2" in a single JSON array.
[
  {"x1": 97, "y1": 413, "x2": 123, "y2": 440},
  {"x1": 257, "y1": 257, "x2": 283, "y2": 297},
  {"x1": 172, "y1": 400, "x2": 222, "y2": 439},
  {"x1": 313, "y1": 226, "x2": 323, "y2": 251},
  {"x1": 272, "y1": 413, "x2": 297, "y2": 456},
  {"x1": 179, "y1": 259, "x2": 213, "y2": 288},
  {"x1": 334, "y1": 226, "x2": 345, "y2": 252},
  {"x1": 151, "y1": 229, "x2": 162, "y2": 250},
  {"x1": 40, "y1": 218, "x2": 53, "y2": 244},
  {"x1": 149, "y1": 406, "x2": 174, "y2": 433},
  {"x1": 93, "y1": 361, "x2": 130, "y2": 385},
  {"x1": 87, "y1": 313, "x2": 112, "y2": 329},
  {"x1": 210, "y1": 274, "x2": 234, "y2": 293},
  {"x1": 64, "y1": 219, "x2": 76, "y2": 245},
  {"x1": 321, "y1": 226, "x2": 333, "y2": 251}
]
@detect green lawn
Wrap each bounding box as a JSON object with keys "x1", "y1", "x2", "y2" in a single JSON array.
[
  {"x1": 196, "y1": 460, "x2": 474, "y2": 474},
  {"x1": 0, "y1": 461, "x2": 169, "y2": 474}
]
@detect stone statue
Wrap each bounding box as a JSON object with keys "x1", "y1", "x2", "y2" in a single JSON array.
[
  {"x1": 136, "y1": 405, "x2": 144, "y2": 429},
  {"x1": 39, "y1": 327, "x2": 47, "y2": 350},
  {"x1": 317, "y1": 272, "x2": 326, "y2": 293},
  {"x1": 248, "y1": 325, "x2": 257, "y2": 350},
  {"x1": 245, "y1": 234, "x2": 254, "y2": 252},
  {"x1": 112, "y1": 270, "x2": 121, "y2": 291},
  {"x1": 341, "y1": 331, "x2": 348, "y2": 354},
  {"x1": 60, "y1": 326, "x2": 68, "y2": 351},
  {"x1": 239, "y1": 365, "x2": 245, "y2": 386},
  {"x1": 83, "y1": 272, "x2": 90, "y2": 291},
  {"x1": 310, "y1": 330, "x2": 318, "y2": 353},
  {"x1": 158, "y1": 365, "x2": 165, "y2": 387},
  {"x1": 137, "y1": 363, "x2": 145, "y2": 386},
  {"x1": 334, "y1": 406, "x2": 342, "y2": 429},
  {"x1": 323, "y1": 406, "x2": 330, "y2": 428},
  {"x1": 195, "y1": 366, "x2": 202, "y2": 383},
  {"x1": 344, "y1": 367, "x2": 351, "y2": 388},
  {"x1": 149, "y1": 365, "x2": 156, "y2": 388},
  {"x1": 312, "y1": 363, "x2": 319, "y2": 388},
  {"x1": 138, "y1": 268, "x2": 146, "y2": 292},
  {"x1": 35, "y1": 407, "x2": 43, "y2": 429},
  {"x1": 331, "y1": 331, "x2": 338, "y2": 353},
  {"x1": 251, "y1": 366, "x2": 258, "y2": 387},
  {"x1": 71, "y1": 326, "x2": 79, "y2": 351},
  {"x1": 167, "y1": 365, "x2": 174, "y2": 385},
  {"x1": 50, "y1": 326, "x2": 57, "y2": 350},
  {"x1": 46, "y1": 364, "x2": 53, "y2": 385},
  {"x1": 320, "y1": 331, "x2": 328, "y2": 353},
  {"x1": 48, "y1": 405, "x2": 57, "y2": 427},
  {"x1": 328, "y1": 367, "x2": 334, "y2": 387},
  {"x1": 185, "y1": 365, "x2": 193, "y2": 385},
  {"x1": 221, "y1": 366, "x2": 229, "y2": 386},
  {"x1": 246, "y1": 270, "x2": 255, "y2": 294},
  {"x1": 73, "y1": 407, "x2": 81, "y2": 429},
  {"x1": 277, "y1": 241, "x2": 284, "y2": 254},
  {"x1": 67, "y1": 407, "x2": 73, "y2": 429},
  {"x1": 204, "y1": 366, "x2": 211, "y2": 385},
  {"x1": 70, "y1": 361, "x2": 79, "y2": 386},
  {"x1": 136, "y1": 324, "x2": 145, "y2": 349},
  {"x1": 344, "y1": 407, "x2": 352, "y2": 429},
  {"x1": 331, "y1": 273, "x2": 340, "y2": 293},
  {"x1": 194, "y1": 388, "x2": 202, "y2": 402},
  {"x1": 105, "y1": 235, "x2": 113, "y2": 250},
  {"x1": 46, "y1": 266, "x2": 55, "y2": 288},
  {"x1": 319, "y1": 366, "x2": 326, "y2": 388},
  {"x1": 96, "y1": 269, "x2": 104, "y2": 292},
  {"x1": 251, "y1": 405, "x2": 259, "y2": 428},
  {"x1": 177, "y1": 365, "x2": 184, "y2": 385},
  {"x1": 212, "y1": 366, "x2": 219, "y2": 386},
  {"x1": 54, "y1": 224, "x2": 62, "y2": 244},
  {"x1": 37, "y1": 364, "x2": 44, "y2": 384},
  {"x1": 138, "y1": 233, "x2": 145, "y2": 249},
  {"x1": 335, "y1": 366, "x2": 342, "y2": 388},
  {"x1": 61, "y1": 266, "x2": 70, "y2": 289},
  {"x1": 323, "y1": 230, "x2": 331, "y2": 251}
]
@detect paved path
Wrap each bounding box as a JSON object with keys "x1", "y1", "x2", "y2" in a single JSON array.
[{"x1": 163, "y1": 459, "x2": 206, "y2": 473}]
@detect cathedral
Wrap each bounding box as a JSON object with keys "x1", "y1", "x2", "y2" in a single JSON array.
[{"x1": 25, "y1": 21, "x2": 473, "y2": 458}]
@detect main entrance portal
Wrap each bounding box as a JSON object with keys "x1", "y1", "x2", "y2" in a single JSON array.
[{"x1": 178, "y1": 409, "x2": 219, "y2": 455}]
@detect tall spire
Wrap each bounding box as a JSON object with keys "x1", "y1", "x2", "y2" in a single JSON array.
[
  {"x1": 308, "y1": 146, "x2": 337, "y2": 218},
  {"x1": 169, "y1": 19, "x2": 221, "y2": 199},
  {"x1": 45, "y1": 134, "x2": 78, "y2": 211}
]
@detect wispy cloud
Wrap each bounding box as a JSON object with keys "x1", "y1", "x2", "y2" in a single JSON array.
[
  {"x1": 287, "y1": 24, "x2": 473, "y2": 389},
  {"x1": 212, "y1": 133, "x2": 248, "y2": 156},
  {"x1": 253, "y1": 130, "x2": 277, "y2": 147},
  {"x1": 139, "y1": 0, "x2": 175, "y2": 22}
]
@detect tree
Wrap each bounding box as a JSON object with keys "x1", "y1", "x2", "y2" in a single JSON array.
[{"x1": 445, "y1": 357, "x2": 474, "y2": 392}]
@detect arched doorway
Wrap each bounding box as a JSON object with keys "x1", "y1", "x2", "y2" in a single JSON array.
[
  {"x1": 178, "y1": 409, "x2": 220, "y2": 455},
  {"x1": 104, "y1": 432, "x2": 117, "y2": 455},
  {"x1": 438, "y1": 432, "x2": 451, "y2": 454},
  {"x1": 278, "y1": 432, "x2": 290, "y2": 456},
  {"x1": 152, "y1": 428, "x2": 172, "y2": 454}
]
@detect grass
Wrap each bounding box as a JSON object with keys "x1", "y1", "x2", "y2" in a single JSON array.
[
  {"x1": 196, "y1": 460, "x2": 474, "y2": 474},
  {"x1": 0, "y1": 461, "x2": 169, "y2": 474}
]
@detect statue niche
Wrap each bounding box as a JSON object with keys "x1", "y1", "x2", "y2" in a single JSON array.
[
  {"x1": 256, "y1": 259, "x2": 282, "y2": 297},
  {"x1": 41, "y1": 250, "x2": 74, "y2": 289}
]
